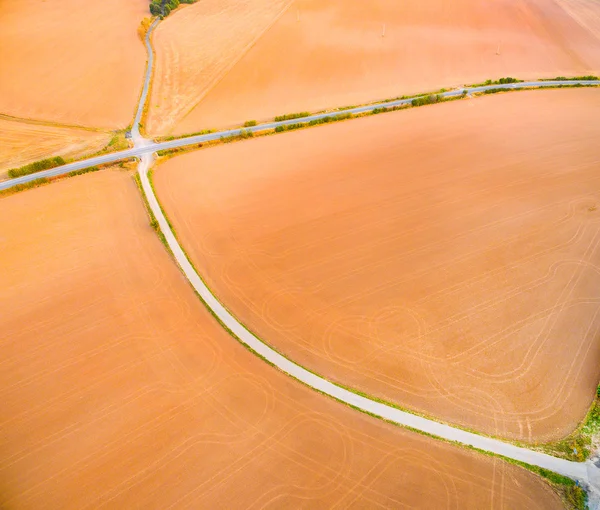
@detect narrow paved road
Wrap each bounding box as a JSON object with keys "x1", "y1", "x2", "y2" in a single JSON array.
[
  {"x1": 131, "y1": 18, "x2": 159, "y2": 146},
  {"x1": 5, "y1": 14, "x2": 600, "y2": 498},
  {"x1": 138, "y1": 159, "x2": 600, "y2": 488},
  {"x1": 2, "y1": 80, "x2": 598, "y2": 191}
]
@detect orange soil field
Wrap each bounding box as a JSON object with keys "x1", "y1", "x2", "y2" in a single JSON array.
[
  {"x1": 146, "y1": 0, "x2": 291, "y2": 135},
  {"x1": 0, "y1": 0, "x2": 148, "y2": 128},
  {"x1": 0, "y1": 117, "x2": 111, "y2": 180},
  {"x1": 146, "y1": 0, "x2": 292, "y2": 136},
  {"x1": 171, "y1": 0, "x2": 600, "y2": 134},
  {"x1": 557, "y1": 0, "x2": 600, "y2": 39},
  {"x1": 0, "y1": 171, "x2": 562, "y2": 509},
  {"x1": 155, "y1": 88, "x2": 600, "y2": 443}
]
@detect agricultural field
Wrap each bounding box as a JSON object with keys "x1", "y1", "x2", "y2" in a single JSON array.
[
  {"x1": 165, "y1": 0, "x2": 600, "y2": 134},
  {"x1": 0, "y1": 171, "x2": 563, "y2": 509},
  {"x1": 146, "y1": 0, "x2": 292, "y2": 136},
  {"x1": 0, "y1": 0, "x2": 148, "y2": 128},
  {"x1": 154, "y1": 88, "x2": 600, "y2": 443},
  {"x1": 557, "y1": 0, "x2": 600, "y2": 39},
  {"x1": 0, "y1": 117, "x2": 111, "y2": 180}
]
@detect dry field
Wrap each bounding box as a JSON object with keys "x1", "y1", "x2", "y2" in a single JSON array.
[
  {"x1": 0, "y1": 0, "x2": 148, "y2": 128},
  {"x1": 557, "y1": 0, "x2": 600, "y2": 39},
  {"x1": 0, "y1": 117, "x2": 111, "y2": 180},
  {"x1": 170, "y1": 0, "x2": 600, "y2": 134},
  {"x1": 0, "y1": 171, "x2": 562, "y2": 508},
  {"x1": 146, "y1": 0, "x2": 292, "y2": 136},
  {"x1": 155, "y1": 88, "x2": 600, "y2": 443}
]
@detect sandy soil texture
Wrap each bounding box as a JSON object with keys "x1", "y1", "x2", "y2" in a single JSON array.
[
  {"x1": 172, "y1": 0, "x2": 600, "y2": 134},
  {"x1": 557, "y1": 0, "x2": 600, "y2": 39},
  {"x1": 146, "y1": 0, "x2": 292, "y2": 136},
  {"x1": 0, "y1": 171, "x2": 564, "y2": 509},
  {"x1": 0, "y1": 0, "x2": 148, "y2": 128},
  {"x1": 0, "y1": 117, "x2": 111, "y2": 180},
  {"x1": 155, "y1": 88, "x2": 600, "y2": 442}
]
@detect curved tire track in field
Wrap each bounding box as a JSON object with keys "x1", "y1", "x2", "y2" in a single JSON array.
[
  {"x1": 137, "y1": 156, "x2": 600, "y2": 489},
  {"x1": 6, "y1": 11, "x2": 600, "y2": 498}
]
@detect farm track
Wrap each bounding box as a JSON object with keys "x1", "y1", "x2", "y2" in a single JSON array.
[
  {"x1": 4, "y1": 10, "x2": 600, "y2": 505},
  {"x1": 1, "y1": 79, "x2": 599, "y2": 192}
]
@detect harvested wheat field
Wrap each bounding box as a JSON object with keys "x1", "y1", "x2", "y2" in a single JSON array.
[
  {"x1": 0, "y1": 171, "x2": 563, "y2": 508},
  {"x1": 172, "y1": 0, "x2": 600, "y2": 134},
  {"x1": 155, "y1": 88, "x2": 600, "y2": 443},
  {"x1": 557, "y1": 0, "x2": 600, "y2": 39},
  {"x1": 0, "y1": 117, "x2": 111, "y2": 180},
  {"x1": 0, "y1": 0, "x2": 148, "y2": 128},
  {"x1": 146, "y1": 0, "x2": 292, "y2": 136}
]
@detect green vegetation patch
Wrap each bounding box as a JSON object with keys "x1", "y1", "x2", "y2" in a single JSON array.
[
  {"x1": 536, "y1": 386, "x2": 600, "y2": 462},
  {"x1": 0, "y1": 177, "x2": 50, "y2": 198},
  {"x1": 7, "y1": 156, "x2": 66, "y2": 179},
  {"x1": 149, "y1": 0, "x2": 197, "y2": 18},
  {"x1": 545, "y1": 75, "x2": 599, "y2": 82},
  {"x1": 468, "y1": 77, "x2": 522, "y2": 87},
  {"x1": 274, "y1": 112, "x2": 311, "y2": 122}
]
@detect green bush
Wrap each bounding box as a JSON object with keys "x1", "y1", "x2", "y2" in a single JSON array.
[
  {"x1": 150, "y1": 0, "x2": 194, "y2": 17},
  {"x1": 483, "y1": 88, "x2": 506, "y2": 95},
  {"x1": 8, "y1": 156, "x2": 66, "y2": 178},
  {"x1": 411, "y1": 94, "x2": 443, "y2": 107},
  {"x1": 551, "y1": 75, "x2": 599, "y2": 81},
  {"x1": 244, "y1": 120, "x2": 257, "y2": 127},
  {"x1": 498, "y1": 77, "x2": 518, "y2": 84},
  {"x1": 274, "y1": 112, "x2": 310, "y2": 122},
  {"x1": 565, "y1": 485, "x2": 587, "y2": 510}
]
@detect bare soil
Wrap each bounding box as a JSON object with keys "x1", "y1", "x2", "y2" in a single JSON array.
[
  {"x1": 0, "y1": 170, "x2": 563, "y2": 508},
  {"x1": 173, "y1": 0, "x2": 600, "y2": 134},
  {"x1": 155, "y1": 88, "x2": 600, "y2": 442},
  {"x1": 0, "y1": 0, "x2": 148, "y2": 128},
  {"x1": 0, "y1": 117, "x2": 111, "y2": 180},
  {"x1": 146, "y1": 0, "x2": 292, "y2": 136}
]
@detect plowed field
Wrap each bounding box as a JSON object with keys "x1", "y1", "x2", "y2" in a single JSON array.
[
  {"x1": 0, "y1": 117, "x2": 111, "y2": 180},
  {"x1": 172, "y1": 0, "x2": 600, "y2": 134},
  {"x1": 155, "y1": 88, "x2": 600, "y2": 442},
  {"x1": 0, "y1": 171, "x2": 562, "y2": 508},
  {"x1": 0, "y1": 0, "x2": 147, "y2": 128}
]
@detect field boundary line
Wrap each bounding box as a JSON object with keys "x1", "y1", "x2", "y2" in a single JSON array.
[
  {"x1": 2, "y1": 80, "x2": 599, "y2": 194},
  {"x1": 0, "y1": 112, "x2": 109, "y2": 132},
  {"x1": 173, "y1": 0, "x2": 296, "y2": 135},
  {"x1": 136, "y1": 156, "x2": 600, "y2": 490}
]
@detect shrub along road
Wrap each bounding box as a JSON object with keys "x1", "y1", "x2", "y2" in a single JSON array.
[
  {"x1": 1, "y1": 79, "x2": 599, "y2": 192},
  {"x1": 4, "y1": 11, "x2": 600, "y2": 503}
]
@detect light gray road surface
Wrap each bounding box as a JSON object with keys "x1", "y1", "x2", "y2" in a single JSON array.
[
  {"x1": 131, "y1": 18, "x2": 159, "y2": 144},
  {"x1": 2, "y1": 80, "x2": 598, "y2": 191},
  {"x1": 137, "y1": 157, "x2": 600, "y2": 489},
  {"x1": 5, "y1": 37, "x2": 600, "y2": 496}
]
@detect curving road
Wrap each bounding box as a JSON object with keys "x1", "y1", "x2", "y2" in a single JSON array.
[
  {"x1": 131, "y1": 18, "x2": 159, "y2": 145},
  {"x1": 137, "y1": 157, "x2": 600, "y2": 488},
  {"x1": 1, "y1": 79, "x2": 599, "y2": 192},
  {"x1": 4, "y1": 12, "x2": 600, "y2": 498}
]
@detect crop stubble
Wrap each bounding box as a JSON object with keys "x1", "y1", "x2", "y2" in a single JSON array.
[
  {"x1": 171, "y1": 0, "x2": 600, "y2": 133},
  {"x1": 146, "y1": 0, "x2": 292, "y2": 136},
  {"x1": 0, "y1": 118, "x2": 111, "y2": 180},
  {"x1": 0, "y1": 171, "x2": 563, "y2": 508},
  {"x1": 155, "y1": 89, "x2": 600, "y2": 443}
]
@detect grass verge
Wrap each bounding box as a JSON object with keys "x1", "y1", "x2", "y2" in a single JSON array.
[
  {"x1": 7, "y1": 156, "x2": 66, "y2": 178},
  {"x1": 133, "y1": 172, "x2": 168, "y2": 248},
  {"x1": 139, "y1": 164, "x2": 591, "y2": 508},
  {"x1": 541, "y1": 75, "x2": 599, "y2": 82}
]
